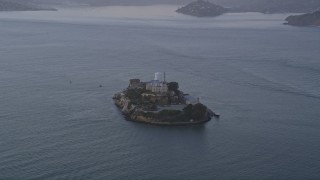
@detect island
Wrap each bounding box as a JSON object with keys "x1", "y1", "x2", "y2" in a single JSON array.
[
  {"x1": 176, "y1": 0, "x2": 227, "y2": 17},
  {"x1": 113, "y1": 73, "x2": 219, "y2": 125},
  {"x1": 285, "y1": 11, "x2": 320, "y2": 26}
]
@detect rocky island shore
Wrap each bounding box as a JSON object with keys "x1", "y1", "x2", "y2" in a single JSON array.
[
  {"x1": 176, "y1": 0, "x2": 226, "y2": 17},
  {"x1": 113, "y1": 73, "x2": 218, "y2": 125},
  {"x1": 285, "y1": 11, "x2": 320, "y2": 26}
]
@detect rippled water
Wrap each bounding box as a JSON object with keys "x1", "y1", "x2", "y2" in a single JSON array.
[{"x1": 1, "y1": 6, "x2": 320, "y2": 179}]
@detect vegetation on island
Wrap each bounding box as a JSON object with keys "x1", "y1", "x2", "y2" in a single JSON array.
[
  {"x1": 183, "y1": 103, "x2": 208, "y2": 120},
  {"x1": 137, "y1": 104, "x2": 208, "y2": 123},
  {"x1": 167, "y1": 82, "x2": 179, "y2": 92}
]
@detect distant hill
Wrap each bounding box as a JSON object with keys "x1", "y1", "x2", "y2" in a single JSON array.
[
  {"x1": 0, "y1": 0, "x2": 35, "y2": 11},
  {"x1": 0, "y1": 0, "x2": 56, "y2": 11},
  {"x1": 5, "y1": 0, "x2": 320, "y2": 13},
  {"x1": 212, "y1": 0, "x2": 320, "y2": 13},
  {"x1": 2, "y1": 0, "x2": 188, "y2": 7},
  {"x1": 176, "y1": 0, "x2": 226, "y2": 17},
  {"x1": 285, "y1": 11, "x2": 320, "y2": 26}
]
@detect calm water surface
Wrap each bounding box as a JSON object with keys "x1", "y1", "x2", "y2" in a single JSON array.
[{"x1": 0, "y1": 6, "x2": 320, "y2": 179}]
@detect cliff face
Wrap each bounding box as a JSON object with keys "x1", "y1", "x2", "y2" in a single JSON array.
[
  {"x1": 176, "y1": 0, "x2": 226, "y2": 17},
  {"x1": 285, "y1": 11, "x2": 320, "y2": 26}
]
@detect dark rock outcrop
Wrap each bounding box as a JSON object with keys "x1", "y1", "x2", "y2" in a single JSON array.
[
  {"x1": 176, "y1": 0, "x2": 226, "y2": 17},
  {"x1": 285, "y1": 11, "x2": 320, "y2": 26}
]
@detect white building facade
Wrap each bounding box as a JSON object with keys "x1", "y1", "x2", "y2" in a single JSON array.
[
  {"x1": 146, "y1": 80, "x2": 168, "y2": 93},
  {"x1": 145, "y1": 72, "x2": 168, "y2": 93}
]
